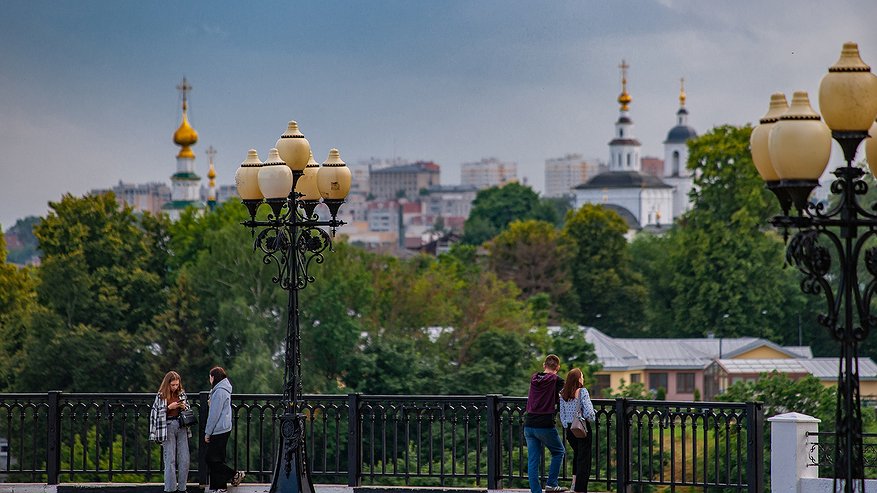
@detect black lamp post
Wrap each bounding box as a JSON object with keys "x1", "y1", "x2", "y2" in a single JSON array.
[
  {"x1": 752, "y1": 42, "x2": 877, "y2": 493},
  {"x1": 235, "y1": 121, "x2": 351, "y2": 493}
]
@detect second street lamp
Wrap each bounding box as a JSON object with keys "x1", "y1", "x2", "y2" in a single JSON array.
[
  {"x1": 235, "y1": 120, "x2": 351, "y2": 493},
  {"x1": 751, "y1": 42, "x2": 877, "y2": 493}
]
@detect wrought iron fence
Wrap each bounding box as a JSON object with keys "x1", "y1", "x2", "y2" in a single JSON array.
[
  {"x1": 806, "y1": 431, "x2": 877, "y2": 477},
  {"x1": 0, "y1": 392, "x2": 763, "y2": 492}
]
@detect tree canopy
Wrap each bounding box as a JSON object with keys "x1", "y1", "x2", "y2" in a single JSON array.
[
  {"x1": 630, "y1": 125, "x2": 821, "y2": 343},
  {"x1": 461, "y1": 183, "x2": 560, "y2": 245},
  {"x1": 0, "y1": 194, "x2": 591, "y2": 395}
]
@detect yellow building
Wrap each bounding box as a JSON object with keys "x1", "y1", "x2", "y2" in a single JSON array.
[{"x1": 581, "y1": 327, "x2": 877, "y2": 400}]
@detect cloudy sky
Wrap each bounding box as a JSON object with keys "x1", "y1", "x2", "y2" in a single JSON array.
[{"x1": 1, "y1": 0, "x2": 875, "y2": 228}]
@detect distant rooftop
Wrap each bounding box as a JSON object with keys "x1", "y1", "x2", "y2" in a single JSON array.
[
  {"x1": 372, "y1": 161, "x2": 440, "y2": 174},
  {"x1": 575, "y1": 171, "x2": 672, "y2": 190},
  {"x1": 583, "y1": 327, "x2": 811, "y2": 371}
]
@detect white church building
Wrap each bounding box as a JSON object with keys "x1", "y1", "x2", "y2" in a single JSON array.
[{"x1": 573, "y1": 62, "x2": 697, "y2": 230}]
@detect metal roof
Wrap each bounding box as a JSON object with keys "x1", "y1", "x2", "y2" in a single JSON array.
[
  {"x1": 574, "y1": 171, "x2": 673, "y2": 190},
  {"x1": 797, "y1": 358, "x2": 877, "y2": 380},
  {"x1": 716, "y1": 359, "x2": 810, "y2": 374},
  {"x1": 715, "y1": 357, "x2": 877, "y2": 380},
  {"x1": 583, "y1": 327, "x2": 815, "y2": 371}
]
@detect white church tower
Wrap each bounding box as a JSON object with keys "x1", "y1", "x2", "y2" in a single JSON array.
[
  {"x1": 609, "y1": 60, "x2": 642, "y2": 172},
  {"x1": 573, "y1": 60, "x2": 674, "y2": 230},
  {"x1": 662, "y1": 78, "x2": 698, "y2": 219},
  {"x1": 163, "y1": 77, "x2": 205, "y2": 220}
]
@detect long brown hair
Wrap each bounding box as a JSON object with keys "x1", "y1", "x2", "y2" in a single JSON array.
[
  {"x1": 158, "y1": 371, "x2": 184, "y2": 402},
  {"x1": 561, "y1": 368, "x2": 583, "y2": 401}
]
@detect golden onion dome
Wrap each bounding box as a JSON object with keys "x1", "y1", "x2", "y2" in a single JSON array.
[
  {"x1": 618, "y1": 90, "x2": 632, "y2": 110},
  {"x1": 173, "y1": 109, "x2": 199, "y2": 158}
]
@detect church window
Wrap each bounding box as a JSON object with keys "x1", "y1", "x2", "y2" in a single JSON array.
[
  {"x1": 619, "y1": 128, "x2": 624, "y2": 138},
  {"x1": 627, "y1": 153, "x2": 631, "y2": 167},
  {"x1": 673, "y1": 151, "x2": 680, "y2": 176}
]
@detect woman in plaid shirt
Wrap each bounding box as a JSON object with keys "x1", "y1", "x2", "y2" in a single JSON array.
[{"x1": 149, "y1": 371, "x2": 192, "y2": 493}]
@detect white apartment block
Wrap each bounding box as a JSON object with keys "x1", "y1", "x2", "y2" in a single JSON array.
[
  {"x1": 460, "y1": 158, "x2": 517, "y2": 190},
  {"x1": 90, "y1": 181, "x2": 171, "y2": 216},
  {"x1": 544, "y1": 154, "x2": 602, "y2": 198},
  {"x1": 424, "y1": 185, "x2": 478, "y2": 220}
]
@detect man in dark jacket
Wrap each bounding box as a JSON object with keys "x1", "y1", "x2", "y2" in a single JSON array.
[{"x1": 525, "y1": 354, "x2": 565, "y2": 493}]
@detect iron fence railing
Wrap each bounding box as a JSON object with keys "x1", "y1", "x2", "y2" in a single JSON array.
[
  {"x1": 806, "y1": 431, "x2": 877, "y2": 477},
  {"x1": 0, "y1": 392, "x2": 763, "y2": 492}
]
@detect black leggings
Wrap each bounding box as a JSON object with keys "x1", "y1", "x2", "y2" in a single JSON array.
[
  {"x1": 565, "y1": 422, "x2": 592, "y2": 493},
  {"x1": 206, "y1": 431, "x2": 235, "y2": 490}
]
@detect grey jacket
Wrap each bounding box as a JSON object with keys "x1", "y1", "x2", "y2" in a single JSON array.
[{"x1": 204, "y1": 378, "x2": 233, "y2": 436}]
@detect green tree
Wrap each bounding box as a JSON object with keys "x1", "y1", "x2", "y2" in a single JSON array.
[
  {"x1": 345, "y1": 336, "x2": 443, "y2": 395},
  {"x1": 462, "y1": 183, "x2": 559, "y2": 245},
  {"x1": 433, "y1": 247, "x2": 535, "y2": 367},
  {"x1": 719, "y1": 371, "x2": 834, "y2": 421},
  {"x1": 166, "y1": 201, "x2": 249, "y2": 275},
  {"x1": 0, "y1": 230, "x2": 37, "y2": 390},
  {"x1": 3, "y1": 216, "x2": 41, "y2": 265},
  {"x1": 185, "y1": 220, "x2": 287, "y2": 394},
  {"x1": 451, "y1": 330, "x2": 533, "y2": 395},
  {"x1": 564, "y1": 204, "x2": 647, "y2": 336},
  {"x1": 144, "y1": 270, "x2": 215, "y2": 387},
  {"x1": 486, "y1": 220, "x2": 577, "y2": 323},
  {"x1": 0, "y1": 231, "x2": 36, "y2": 320},
  {"x1": 34, "y1": 193, "x2": 166, "y2": 334},
  {"x1": 299, "y1": 242, "x2": 375, "y2": 393},
  {"x1": 9, "y1": 193, "x2": 169, "y2": 391},
  {"x1": 631, "y1": 125, "x2": 816, "y2": 341}
]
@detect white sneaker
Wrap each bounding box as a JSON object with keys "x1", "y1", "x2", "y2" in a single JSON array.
[
  {"x1": 231, "y1": 470, "x2": 245, "y2": 487},
  {"x1": 545, "y1": 486, "x2": 566, "y2": 492}
]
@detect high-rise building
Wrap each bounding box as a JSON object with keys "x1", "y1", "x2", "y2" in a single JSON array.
[
  {"x1": 544, "y1": 154, "x2": 601, "y2": 198},
  {"x1": 460, "y1": 157, "x2": 517, "y2": 190},
  {"x1": 369, "y1": 161, "x2": 440, "y2": 200}
]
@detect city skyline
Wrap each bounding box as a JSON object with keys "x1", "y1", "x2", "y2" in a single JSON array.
[{"x1": 2, "y1": 0, "x2": 876, "y2": 228}]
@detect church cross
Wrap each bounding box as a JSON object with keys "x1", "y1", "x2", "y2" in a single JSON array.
[{"x1": 177, "y1": 77, "x2": 193, "y2": 110}]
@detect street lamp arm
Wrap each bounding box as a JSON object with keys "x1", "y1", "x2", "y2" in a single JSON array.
[
  {"x1": 785, "y1": 216, "x2": 877, "y2": 344},
  {"x1": 252, "y1": 224, "x2": 335, "y2": 292},
  {"x1": 242, "y1": 218, "x2": 346, "y2": 229}
]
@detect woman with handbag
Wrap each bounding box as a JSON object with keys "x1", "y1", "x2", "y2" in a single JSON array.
[
  {"x1": 149, "y1": 371, "x2": 192, "y2": 493},
  {"x1": 559, "y1": 368, "x2": 596, "y2": 493}
]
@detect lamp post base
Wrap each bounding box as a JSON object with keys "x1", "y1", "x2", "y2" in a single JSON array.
[{"x1": 269, "y1": 412, "x2": 314, "y2": 493}]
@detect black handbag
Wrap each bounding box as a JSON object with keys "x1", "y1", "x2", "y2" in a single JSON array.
[{"x1": 179, "y1": 408, "x2": 197, "y2": 428}]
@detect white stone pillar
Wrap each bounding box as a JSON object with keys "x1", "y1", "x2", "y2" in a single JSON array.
[{"x1": 768, "y1": 412, "x2": 821, "y2": 493}]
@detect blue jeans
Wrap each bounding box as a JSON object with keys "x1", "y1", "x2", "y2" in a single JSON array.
[
  {"x1": 525, "y1": 426, "x2": 565, "y2": 493},
  {"x1": 162, "y1": 418, "x2": 190, "y2": 492}
]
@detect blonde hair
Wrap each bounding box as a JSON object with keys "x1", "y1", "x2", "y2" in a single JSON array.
[{"x1": 158, "y1": 371, "x2": 184, "y2": 402}]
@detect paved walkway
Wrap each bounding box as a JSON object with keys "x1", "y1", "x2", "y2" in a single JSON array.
[{"x1": 0, "y1": 485, "x2": 592, "y2": 493}]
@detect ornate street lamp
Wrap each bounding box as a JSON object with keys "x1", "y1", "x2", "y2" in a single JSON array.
[
  {"x1": 235, "y1": 121, "x2": 351, "y2": 493},
  {"x1": 752, "y1": 42, "x2": 877, "y2": 493}
]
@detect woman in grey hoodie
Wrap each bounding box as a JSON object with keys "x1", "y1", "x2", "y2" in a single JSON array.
[{"x1": 204, "y1": 367, "x2": 244, "y2": 492}]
